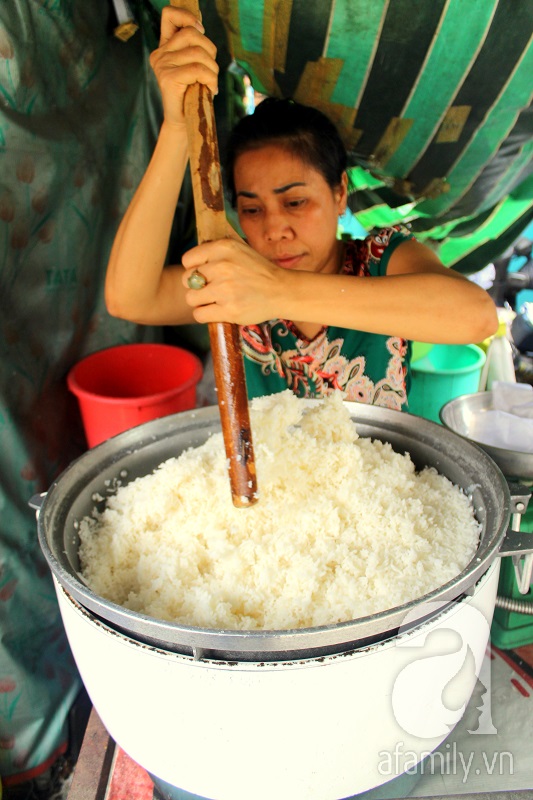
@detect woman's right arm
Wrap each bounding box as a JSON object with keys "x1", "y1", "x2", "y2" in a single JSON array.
[{"x1": 105, "y1": 6, "x2": 219, "y2": 325}]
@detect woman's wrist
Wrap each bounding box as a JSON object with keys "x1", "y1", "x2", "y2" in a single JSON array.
[
  {"x1": 152, "y1": 120, "x2": 189, "y2": 175},
  {"x1": 160, "y1": 118, "x2": 188, "y2": 137}
]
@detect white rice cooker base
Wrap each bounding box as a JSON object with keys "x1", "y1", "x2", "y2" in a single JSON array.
[{"x1": 56, "y1": 560, "x2": 500, "y2": 800}]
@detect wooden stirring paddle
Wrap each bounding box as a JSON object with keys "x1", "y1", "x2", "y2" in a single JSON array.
[{"x1": 171, "y1": 0, "x2": 257, "y2": 507}]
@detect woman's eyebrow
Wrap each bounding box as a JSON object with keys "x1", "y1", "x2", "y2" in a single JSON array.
[
  {"x1": 274, "y1": 182, "x2": 306, "y2": 194},
  {"x1": 236, "y1": 182, "x2": 307, "y2": 199}
]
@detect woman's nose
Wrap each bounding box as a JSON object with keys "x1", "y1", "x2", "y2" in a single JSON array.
[{"x1": 264, "y1": 211, "x2": 293, "y2": 242}]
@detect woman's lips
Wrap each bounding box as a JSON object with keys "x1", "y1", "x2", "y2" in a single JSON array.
[{"x1": 273, "y1": 254, "x2": 304, "y2": 269}]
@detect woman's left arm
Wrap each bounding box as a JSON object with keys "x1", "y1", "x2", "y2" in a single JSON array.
[
  {"x1": 292, "y1": 240, "x2": 498, "y2": 343},
  {"x1": 375, "y1": 238, "x2": 499, "y2": 342}
]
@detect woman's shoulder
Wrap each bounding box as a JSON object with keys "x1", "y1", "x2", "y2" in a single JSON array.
[
  {"x1": 344, "y1": 225, "x2": 415, "y2": 276},
  {"x1": 346, "y1": 225, "x2": 414, "y2": 251},
  {"x1": 365, "y1": 224, "x2": 414, "y2": 247}
]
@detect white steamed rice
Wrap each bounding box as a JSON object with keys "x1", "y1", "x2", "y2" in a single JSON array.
[{"x1": 78, "y1": 391, "x2": 480, "y2": 630}]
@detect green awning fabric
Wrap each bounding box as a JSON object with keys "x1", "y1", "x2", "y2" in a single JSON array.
[{"x1": 212, "y1": 0, "x2": 533, "y2": 272}]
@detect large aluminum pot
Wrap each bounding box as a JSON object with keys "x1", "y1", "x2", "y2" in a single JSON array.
[
  {"x1": 35, "y1": 401, "x2": 519, "y2": 661},
  {"x1": 34, "y1": 401, "x2": 528, "y2": 799}
]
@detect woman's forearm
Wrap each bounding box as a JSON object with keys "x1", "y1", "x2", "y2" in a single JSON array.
[
  {"x1": 105, "y1": 122, "x2": 195, "y2": 325},
  {"x1": 278, "y1": 269, "x2": 498, "y2": 344}
]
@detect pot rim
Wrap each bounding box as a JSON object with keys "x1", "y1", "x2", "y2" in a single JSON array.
[{"x1": 55, "y1": 560, "x2": 501, "y2": 667}]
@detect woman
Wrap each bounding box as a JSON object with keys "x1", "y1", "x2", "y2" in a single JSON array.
[{"x1": 105, "y1": 6, "x2": 498, "y2": 408}]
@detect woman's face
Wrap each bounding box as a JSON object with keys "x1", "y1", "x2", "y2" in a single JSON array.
[{"x1": 233, "y1": 145, "x2": 347, "y2": 275}]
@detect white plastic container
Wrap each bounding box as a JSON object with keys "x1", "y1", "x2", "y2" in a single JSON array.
[{"x1": 55, "y1": 562, "x2": 500, "y2": 800}]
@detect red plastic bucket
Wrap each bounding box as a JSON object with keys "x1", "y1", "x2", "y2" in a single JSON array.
[{"x1": 67, "y1": 343, "x2": 203, "y2": 447}]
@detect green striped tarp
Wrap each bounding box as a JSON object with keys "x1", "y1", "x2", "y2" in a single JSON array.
[{"x1": 212, "y1": 0, "x2": 533, "y2": 272}]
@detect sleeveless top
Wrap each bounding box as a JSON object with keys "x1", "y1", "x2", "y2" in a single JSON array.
[{"x1": 240, "y1": 226, "x2": 414, "y2": 410}]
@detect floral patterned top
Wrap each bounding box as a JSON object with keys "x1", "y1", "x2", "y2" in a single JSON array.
[{"x1": 240, "y1": 226, "x2": 414, "y2": 410}]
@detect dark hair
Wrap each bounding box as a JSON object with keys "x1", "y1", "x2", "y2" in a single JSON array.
[{"x1": 224, "y1": 98, "x2": 347, "y2": 206}]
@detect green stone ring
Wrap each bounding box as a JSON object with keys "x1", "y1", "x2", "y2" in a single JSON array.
[{"x1": 187, "y1": 270, "x2": 207, "y2": 290}]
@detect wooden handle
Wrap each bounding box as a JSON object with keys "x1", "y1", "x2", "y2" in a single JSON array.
[{"x1": 170, "y1": 0, "x2": 257, "y2": 507}]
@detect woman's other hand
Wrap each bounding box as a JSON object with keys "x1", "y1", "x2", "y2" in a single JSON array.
[{"x1": 149, "y1": 6, "x2": 219, "y2": 128}]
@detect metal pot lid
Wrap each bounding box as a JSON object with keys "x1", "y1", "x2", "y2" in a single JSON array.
[{"x1": 36, "y1": 402, "x2": 511, "y2": 661}]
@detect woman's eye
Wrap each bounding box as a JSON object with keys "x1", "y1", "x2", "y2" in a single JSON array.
[
  {"x1": 286, "y1": 198, "x2": 305, "y2": 209},
  {"x1": 240, "y1": 206, "x2": 260, "y2": 216}
]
